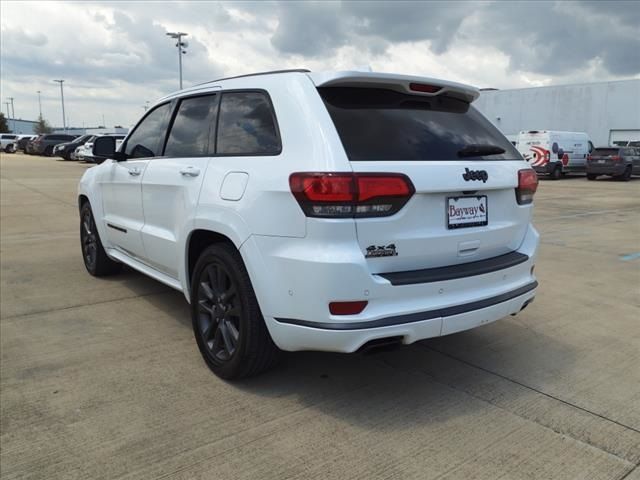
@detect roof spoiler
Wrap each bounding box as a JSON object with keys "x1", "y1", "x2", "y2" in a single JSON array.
[{"x1": 308, "y1": 71, "x2": 480, "y2": 103}]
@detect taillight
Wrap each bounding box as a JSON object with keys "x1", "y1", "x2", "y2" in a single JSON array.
[
  {"x1": 611, "y1": 155, "x2": 622, "y2": 162},
  {"x1": 329, "y1": 301, "x2": 368, "y2": 315},
  {"x1": 289, "y1": 172, "x2": 415, "y2": 218},
  {"x1": 516, "y1": 169, "x2": 538, "y2": 205},
  {"x1": 409, "y1": 83, "x2": 442, "y2": 94},
  {"x1": 544, "y1": 151, "x2": 550, "y2": 162}
]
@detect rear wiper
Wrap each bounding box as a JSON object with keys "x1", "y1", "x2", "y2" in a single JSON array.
[{"x1": 457, "y1": 144, "x2": 506, "y2": 157}]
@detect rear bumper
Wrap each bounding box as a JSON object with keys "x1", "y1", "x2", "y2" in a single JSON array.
[
  {"x1": 242, "y1": 223, "x2": 539, "y2": 353},
  {"x1": 268, "y1": 284, "x2": 535, "y2": 352},
  {"x1": 586, "y1": 163, "x2": 627, "y2": 175},
  {"x1": 533, "y1": 162, "x2": 554, "y2": 174}
]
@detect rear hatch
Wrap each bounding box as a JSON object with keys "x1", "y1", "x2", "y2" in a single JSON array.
[
  {"x1": 516, "y1": 131, "x2": 551, "y2": 168},
  {"x1": 590, "y1": 148, "x2": 621, "y2": 167},
  {"x1": 314, "y1": 75, "x2": 531, "y2": 274}
]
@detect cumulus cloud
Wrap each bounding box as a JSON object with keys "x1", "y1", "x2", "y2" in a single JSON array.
[{"x1": 0, "y1": 0, "x2": 638, "y2": 127}]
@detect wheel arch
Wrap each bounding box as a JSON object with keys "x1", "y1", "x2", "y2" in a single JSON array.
[
  {"x1": 78, "y1": 194, "x2": 90, "y2": 211},
  {"x1": 185, "y1": 229, "x2": 244, "y2": 301}
]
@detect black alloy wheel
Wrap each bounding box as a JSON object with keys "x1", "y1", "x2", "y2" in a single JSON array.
[
  {"x1": 191, "y1": 244, "x2": 280, "y2": 379},
  {"x1": 79, "y1": 202, "x2": 121, "y2": 276},
  {"x1": 196, "y1": 261, "x2": 241, "y2": 363},
  {"x1": 81, "y1": 208, "x2": 98, "y2": 271}
]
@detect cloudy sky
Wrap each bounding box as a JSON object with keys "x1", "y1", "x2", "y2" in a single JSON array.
[{"x1": 1, "y1": 0, "x2": 639, "y2": 128}]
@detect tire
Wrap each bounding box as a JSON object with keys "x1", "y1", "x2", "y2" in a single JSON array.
[
  {"x1": 550, "y1": 165, "x2": 562, "y2": 180},
  {"x1": 191, "y1": 243, "x2": 280, "y2": 379},
  {"x1": 618, "y1": 166, "x2": 632, "y2": 182},
  {"x1": 587, "y1": 173, "x2": 598, "y2": 180},
  {"x1": 44, "y1": 146, "x2": 53, "y2": 157},
  {"x1": 80, "y1": 202, "x2": 121, "y2": 276}
]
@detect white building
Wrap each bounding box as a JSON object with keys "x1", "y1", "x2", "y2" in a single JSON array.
[{"x1": 474, "y1": 79, "x2": 640, "y2": 147}]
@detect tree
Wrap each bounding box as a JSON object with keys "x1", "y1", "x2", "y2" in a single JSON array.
[
  {"x1": 0, "y1": 112, "x2": 9, "y2": 133},
  {"x1": 34, "y1": 115, "x2": 53, "y2": 134}
]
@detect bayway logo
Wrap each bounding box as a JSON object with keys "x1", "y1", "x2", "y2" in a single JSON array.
[{"x1": 449, "y1": 203, "x2": 485, "y2": 218}]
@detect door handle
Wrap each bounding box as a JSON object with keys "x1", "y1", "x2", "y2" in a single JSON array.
[
  {"x1": 128, "y1": 167, "x2": 142, "y2": 176},
  {"x1": 180, "y1": 166, "x2": 200, "y2": 177}
]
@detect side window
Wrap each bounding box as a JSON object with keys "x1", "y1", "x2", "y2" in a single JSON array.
[
  {"x1": 216, "y1": 91, "x2": 280, "y2": 155},
  {"x1": 165, "y1": 94, "x2": 218, "y2": 157},
  {"x1": 125, "y1": 103, "x2": 172, "y2": 159}
]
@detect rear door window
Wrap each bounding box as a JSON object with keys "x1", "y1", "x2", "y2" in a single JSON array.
[
  {"x1": 593, "y1": 148, "x2": 619, "y2": 156},
  {"x1": 319, "y1": 87, "x2": 520, "y2": 161},
  {"x1": 216, "y1": 92, "x2": 280, "y2": 155},
  {"x1": 165, "y1": 94, "x2": 218, "y2": 157},
  {"x1": 125, "y1": 103, "x2": 172, "y2": 158}
]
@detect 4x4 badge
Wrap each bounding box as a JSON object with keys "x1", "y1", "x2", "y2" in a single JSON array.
[
  {"x1": 462, "y1": 168, "x2": 488, "y2": 183},
  {"x1": 365, "y1": 244, "x2": 398, "y2": 258}
]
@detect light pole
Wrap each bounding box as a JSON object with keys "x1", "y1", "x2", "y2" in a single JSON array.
[
  {"x1": 37, "y1": 91, "x2": 42, "y2": 118},
  {"x1": 53, "y1": 80, "x2": 66, "y2": 131},
  {"x1": 166, "y1": 32, "x2": 188, "y2": 89},
  {"x1": 7, "y1": 97, "x2": 15, "y2": 132},
  {"x1": 4, "y1": 102, "x2": 10, "y2": 130}
]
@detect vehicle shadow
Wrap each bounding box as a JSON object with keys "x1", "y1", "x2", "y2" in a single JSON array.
[
  {"x1": 120, "y1": 269, "x2": 577, "y2": 430},
  {"x1": 230, "y1": 320, "x2": 575, "y2": 430}
]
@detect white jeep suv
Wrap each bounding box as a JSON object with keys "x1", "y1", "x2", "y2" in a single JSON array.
[{"x1": 78, "y1": 70, "x2": 539, "y2": 379}]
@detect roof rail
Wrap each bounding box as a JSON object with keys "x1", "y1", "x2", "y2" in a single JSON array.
[{"x1": 195, "y1": 69, "x2": 311, "y2": 86}]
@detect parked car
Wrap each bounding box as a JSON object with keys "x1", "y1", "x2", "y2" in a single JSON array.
[
  {"x1": 16, "y1": 135, "x2": 36, "y2": 152},
  {"x1": 74, "y1": 136, "x2": 96, "y2": 161},
  {"x1": 78, "y1": 69, "x2": 539, "y2": 379},
  {"x1": 24, "y1": 136, "x2": 41, "y2": 154},
  {"x1": 516, "y1": 130, "x2": 593, "y2": 179},
  {"x1": 30, "y1": 134, "x2": 78, "y2": 156},
  {"x1": 53, "y1": 134, "x2": 93, "y2": 160},
  {"x1": 0, "y1": 134, "x2": 19, "y2": 152},
  {"x1": 587, "y1": 146, "x2": 640, "y2": 181},
  {"x1": 84, "y1": 134, "x2": 125, "y2": 163}
]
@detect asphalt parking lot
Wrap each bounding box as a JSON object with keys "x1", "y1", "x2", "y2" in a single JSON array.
[{"x1": 1, "y1": 152, "x2": 639, "y2": 480}]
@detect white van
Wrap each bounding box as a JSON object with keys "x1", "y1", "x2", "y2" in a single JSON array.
[{"x1": 516, "y1": 131, "x2": 593, "y2": 179}]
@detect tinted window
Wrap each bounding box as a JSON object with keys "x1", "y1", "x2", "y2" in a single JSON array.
[
  {"x1": 593, "y1": 148, "x2": 619, "y2": 156},
  {"x1": 165, "y1": 95, "x2": 218, "y2": 157},
  {"x1": 125, "y1": 103, "x2": 172, "y2": 158},
  {"x1": 2, "y1": 135, "x2": 17, "y2": 139},
  {"x1": 47, "y1": 135, "x2": 74, "y2": 141},
  {"x1": 319, "y1": 87, "x2": 520, "y2": 161},
  {"x1": 217, "y1": 92, "x2": 280, "y2": 155},
  {"x1": 73, "y1": 135, "x2": 91, "y2": 144}
]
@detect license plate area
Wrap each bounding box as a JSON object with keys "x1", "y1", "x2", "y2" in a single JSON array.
[{"x1": 447, "y1": 196, "x2": 488, "y2": 229}]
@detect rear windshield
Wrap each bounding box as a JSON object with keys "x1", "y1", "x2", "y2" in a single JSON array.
[
  {"x1": 319, "y1": 87, "x2": 520, "y2": 161},
  {"x1": 593, "y1": 148, "x2": 619, "y2": 156}
]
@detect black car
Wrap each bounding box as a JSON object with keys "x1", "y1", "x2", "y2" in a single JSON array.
[
  {"x1": 587, "y1": 147, "x2": 640, "y2": 181},
  {"x1": 30, "y1": 134, "x2": 78, "y2": 156},
  {"x1": 53, "y1": 134, "x2": 93, "y2": 160},
  {"x1": 17, "y1": 136, "x2": 36, "y2": 152}
]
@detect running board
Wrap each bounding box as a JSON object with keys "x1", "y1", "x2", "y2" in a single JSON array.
[{"x1": 106, "y1": 249, "x2": 183, "y2": 292}]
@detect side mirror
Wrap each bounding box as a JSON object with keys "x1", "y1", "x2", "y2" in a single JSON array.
[{"x1": 93, "y1": 136, "x2": 116, "y2": 158}]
